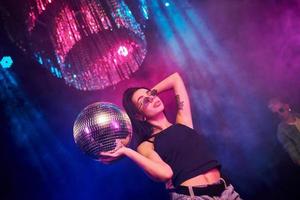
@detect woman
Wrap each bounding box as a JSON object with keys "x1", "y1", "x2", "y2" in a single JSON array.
[{"x1": 101, "y1": 72, "x2": 241, "y2": 199}]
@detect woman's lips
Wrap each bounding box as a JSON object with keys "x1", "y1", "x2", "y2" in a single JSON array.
[{"x1": 153, "y1": 101, "x2": 161, "y2": 108}]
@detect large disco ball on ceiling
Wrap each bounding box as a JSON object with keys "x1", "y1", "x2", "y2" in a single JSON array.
[
  {"x1": 73, "y1": 102, "x2": 132, "y2": 161},
  {"x1": 1, "y1": 0, "x2": 149, "y2": 90}
]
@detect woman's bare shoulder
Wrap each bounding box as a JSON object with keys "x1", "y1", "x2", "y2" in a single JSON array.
[{"x1": 137, "y1": 140, "x2": 154, "y2": 156}]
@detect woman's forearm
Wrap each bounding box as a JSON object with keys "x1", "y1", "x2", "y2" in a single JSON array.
[
  {"x1": 123, "y1": 147, "x2": 173, "y2": 182},
  {"x1": 151, "y1": 72, "x2": 182, "y2": 94}
]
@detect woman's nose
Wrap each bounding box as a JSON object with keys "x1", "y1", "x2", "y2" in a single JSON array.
[{"x1": 148, "y1": 95, "x2": 155, "y2": 102}]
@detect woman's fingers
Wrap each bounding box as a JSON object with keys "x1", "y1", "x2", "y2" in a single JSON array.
[
  {"x1": 99, "y1": 148, "x2": 122, "y2": 157},
  {"x1": 98, "y1": 140, "x2": 126, "y2": 163},
  {"x1": 100, "y1": 151, "x2": 115, "y2": 157},
  {"x1": 115, "y1": 139, "x2": 125, "y2": 149}
]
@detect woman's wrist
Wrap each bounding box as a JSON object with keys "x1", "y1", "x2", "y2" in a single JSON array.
[
  {"x1": 123, "y1": 147, "x2": 141, "y2": 160},
  {"x1": 150, "y1": 89, "x2": 158, "y2": 96},
  {"x1": 151, "y1": 72, "x2": 180, "y2": 94},
  {"x1": 122, "y1": 146, "x2": 132, "y2": 157}
]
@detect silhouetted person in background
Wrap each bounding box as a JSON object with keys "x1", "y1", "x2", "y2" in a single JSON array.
[{"x1": 268, "y1": 98, "x2": 300, "y2": 166}]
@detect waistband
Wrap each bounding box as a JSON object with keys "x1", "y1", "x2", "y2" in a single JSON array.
[{"x1": 168, "y1": 178, "x2": 228, "y2": 197}]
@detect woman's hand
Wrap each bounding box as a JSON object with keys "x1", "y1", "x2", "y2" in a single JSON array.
[{"x1": 99, "y1": 139, "x2": 127, "y2": 164}]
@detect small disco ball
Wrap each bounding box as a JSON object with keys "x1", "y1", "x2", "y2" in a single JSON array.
[{"x1": 73, "y1": 102, "x2": 132, "y2": 161}]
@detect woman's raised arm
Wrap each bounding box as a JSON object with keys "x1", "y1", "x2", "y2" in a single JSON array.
[{"x1": 151, "y1": 72, "x2": 193, "y2": 129}]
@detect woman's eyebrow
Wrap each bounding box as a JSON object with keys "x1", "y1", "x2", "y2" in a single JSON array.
[{"x1": 137, "y1": 90, "x2": 150, "y2": 103}]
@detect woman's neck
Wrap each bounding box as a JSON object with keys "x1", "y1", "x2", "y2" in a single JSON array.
[{"x1": 147, "y1": 112, "x2": 172, "y2": 131}]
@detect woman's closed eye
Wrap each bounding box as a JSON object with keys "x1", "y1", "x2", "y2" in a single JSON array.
[{"x1": 138, "y1": 96, "x2": 152, "y2": 110}]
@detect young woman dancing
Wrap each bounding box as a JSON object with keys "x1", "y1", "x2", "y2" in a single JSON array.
[{"x1": 101, "y1": 72, "x2": 241, "y2": 200}]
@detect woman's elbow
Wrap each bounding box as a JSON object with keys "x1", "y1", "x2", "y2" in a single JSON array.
[
  {"x1": 151, "y1": 168, "x2": 173, "y2": 182},
  {"x1": 172, "y1": 72, "x2": 181, "y2": 79},
  {"x1": 159, "y1": 169, "x2": 173, "y2": 182},
  {"x1": 165, "y1": 170, "x2": 174, "y2": 180}
]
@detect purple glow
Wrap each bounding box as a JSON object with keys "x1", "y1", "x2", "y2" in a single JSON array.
[
  {"x1": 111, "y1": 121, "x2": 120, "y2": 129},
  {"x1": 84, "y1": 127, "x2": 90, "y2": 134}
]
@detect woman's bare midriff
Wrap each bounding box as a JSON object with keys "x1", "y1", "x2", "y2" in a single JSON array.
[{"x1": 180, "y1": 168, "x2": 221, "y2": 186}]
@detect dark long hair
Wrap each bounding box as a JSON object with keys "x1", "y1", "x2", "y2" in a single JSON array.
[{"x1": 122, "y1": 87, "x2": 154, "y2": 148}]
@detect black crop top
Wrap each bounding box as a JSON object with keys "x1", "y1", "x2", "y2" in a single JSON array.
[{"x1": 146, "y1": 123, "x2": 220, "y2": 187}]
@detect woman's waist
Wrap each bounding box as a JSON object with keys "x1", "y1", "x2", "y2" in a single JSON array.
[{"x1": 180, "y1": 168, "x2": 221, "y2": 186}]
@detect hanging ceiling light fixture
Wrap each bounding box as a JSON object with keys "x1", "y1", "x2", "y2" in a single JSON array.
[{"x1": 3, "y1": 0, "x2": 148, "y2": 90}]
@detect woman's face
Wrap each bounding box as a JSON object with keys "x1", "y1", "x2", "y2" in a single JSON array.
[{"x1": 131, "y1": 88, "x2": 165, "y2": 119}]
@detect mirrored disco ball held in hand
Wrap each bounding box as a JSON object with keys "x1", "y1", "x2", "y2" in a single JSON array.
[{"x1": 73, "y1": 102, "x2": 132, "y2": 161}]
